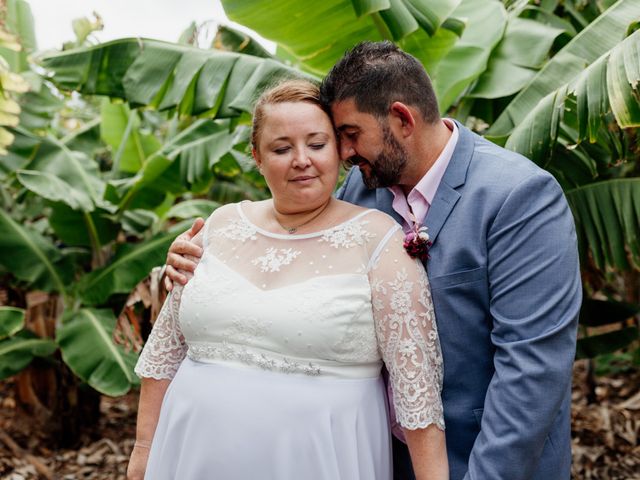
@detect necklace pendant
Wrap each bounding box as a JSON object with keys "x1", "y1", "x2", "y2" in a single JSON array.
[{"x1": 287, "y1": 227, "x2": 297, "y2": 234}]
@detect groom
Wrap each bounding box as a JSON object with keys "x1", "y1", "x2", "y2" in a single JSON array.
[{"x1": 165, "y1": 42, "x2": 581, "y2": 479}]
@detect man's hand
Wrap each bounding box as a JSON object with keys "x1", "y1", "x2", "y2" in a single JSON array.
[{"x1": 165, "y1": 218, "x2": 205, "y2": 291}]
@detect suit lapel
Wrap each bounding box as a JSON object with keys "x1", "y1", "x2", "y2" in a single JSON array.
[{"x1": 422, "y1": 121, "x2": 475, "y2": 245}]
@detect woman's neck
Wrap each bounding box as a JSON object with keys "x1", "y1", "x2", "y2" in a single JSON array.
[{"x1": 271, "y1": 197, "x2": 334, "y2": 234}]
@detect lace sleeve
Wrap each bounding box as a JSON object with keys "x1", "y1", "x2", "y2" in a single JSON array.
[
  {"x1": 134, "y1": 286, "x2": 187, "y2": 380},
  {"x1": 368, "y1": 227, "x2": 445, "y2": 431}
]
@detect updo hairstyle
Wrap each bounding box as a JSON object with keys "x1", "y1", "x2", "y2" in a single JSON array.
[{"x1": 251, "y1": 79, "x2": 322, "y2": 151}]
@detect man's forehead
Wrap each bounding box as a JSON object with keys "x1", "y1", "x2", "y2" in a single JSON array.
[{"x1": 331, "y1": 99, "x2": 367, "y2": 128}]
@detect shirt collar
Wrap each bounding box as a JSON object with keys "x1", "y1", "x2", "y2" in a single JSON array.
[{"x1": 389, "y1": 118, "x2": 458, "y2": 206}]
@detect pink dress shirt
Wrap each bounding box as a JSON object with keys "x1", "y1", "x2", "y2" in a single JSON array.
[
  {"x1": 389, "y1": 118, "x2": 458, "y2": 232},
  {"x1": 387, "y1": 118, "x2": 458, "y2": 441}
]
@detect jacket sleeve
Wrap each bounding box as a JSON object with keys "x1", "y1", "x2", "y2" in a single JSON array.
[{"x1": 465, "y1": 171, "x2": 581, "y2": 479}]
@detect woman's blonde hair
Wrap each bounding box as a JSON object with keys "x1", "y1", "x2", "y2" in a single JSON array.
[{"x1": 251, "y1": 78, "x2": 322, "y2": 150}]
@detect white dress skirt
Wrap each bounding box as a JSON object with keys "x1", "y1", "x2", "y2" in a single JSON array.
[
  {"x1": 145, "y1": 359, "x2": 391, "y2": 479},
  {"x1": 135, "y1": 204, "x2": 444, "y2": 480}
]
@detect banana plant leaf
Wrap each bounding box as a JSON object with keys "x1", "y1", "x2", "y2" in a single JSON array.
[
  {"x1": 120, "y1": 209, "x2": 160, "y2": 236},
  {"x1": 0, "y1": 330, "x2": 57, "y2": 380},
  {"x1": 576, "y1": 327, "x2": 639, "y2": 359},
  {"x1": 566, "y1": 179, "x2": 640, "y2": 271},
  {"x1": 0, "y1": 306, "x2": 25, "y2": 339},
  {"x1": 505, "y1": 29, "x2": 640, "y2": 165},
  {"x1": 62, "y1": 117, "x2": 102, "y2": 155},
  {"x1": 164, "y1": 199, "x2": 221, "y2": 220},
  {"x1": 468, "y1": 17, "x2": 564, "y2": 99},
  {"x1": 213, "y1": 25, "x2": 273, "y2": 58},
  {"x1": 221, "y1": 0, "x2": 487, "y2": 111},
  {"x1": 489, "y1": 0, "x2": 640, "y2": 136},
  {"x1": 100, "y1": 99, "x2": 162, "y2": 173},
  {"x1": 57, "y1": 308, "x2": 139, "y2": 396},
  {"x1": 0, "y1": 208, "x2": 72, "y2": 293},
  {"x1": 580, "y1": 298, "x2": 640, "y2": 328},
  {"x1": 40, "y1": 39, "x2": 304, "y2": 119},
  {"x1": 48, "y1": 203, "x2": 120, "y2": 248},
  {"x1": 13, "y1": 129, "x2": 105, "y2": 212},
  {"x1": 111, "y1": 119, "x2": 242, "y2": 211},
  {"x1": 425, "y1": 0, "x2": 506, "y2": 110},
  {"x1": 78, "y1": 221, "x2": 190, "y2": 305},
  {"x1": 222, "y1": 0, "x2": 462, "y2": 75},
  {"x1": 0, "y1": 0, "x2": 37, "y2": 72},
  {"x1": 18, "y1": 73, "x2": 63, "y2": 132}
]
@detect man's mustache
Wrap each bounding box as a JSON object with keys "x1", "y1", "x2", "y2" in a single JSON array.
[{"x1": 344, "y1": 155, "x2": 369, "y2": 168}]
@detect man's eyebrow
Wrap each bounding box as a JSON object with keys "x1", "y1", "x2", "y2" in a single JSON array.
[{"x1": 336, "y1": 124, "x2": 357, "y2": 132}]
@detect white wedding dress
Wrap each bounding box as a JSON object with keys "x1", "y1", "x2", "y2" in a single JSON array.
[{"x1": 135, "y1": 202, "x2": 444, "y2": 480}]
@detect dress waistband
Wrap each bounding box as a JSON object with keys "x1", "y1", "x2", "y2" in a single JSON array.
[{"x1": 187, "y1": 342, "x2": 382, "y2": 379}]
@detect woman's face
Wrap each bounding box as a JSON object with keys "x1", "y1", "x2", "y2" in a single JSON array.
[{"x1": 254, "y1": 101, "x2": 340, "y2": 213}]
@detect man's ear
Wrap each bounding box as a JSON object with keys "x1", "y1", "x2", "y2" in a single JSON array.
[{"x1": 389, "y1": 102, "x2": 416, "y2": 137}]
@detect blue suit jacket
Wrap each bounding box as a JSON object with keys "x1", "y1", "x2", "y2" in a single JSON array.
[{"x1": 337, "y1": 122, "x2": 581, "y2": 480}]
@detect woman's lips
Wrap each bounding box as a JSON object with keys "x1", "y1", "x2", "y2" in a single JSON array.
[{"x1": 290, "y1": 175, "x2": 317, "y2": 184}]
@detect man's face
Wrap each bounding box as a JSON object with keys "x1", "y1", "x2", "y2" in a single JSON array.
[{"x1": 331, "y1": 99, "x2": 407, "y2": 189}]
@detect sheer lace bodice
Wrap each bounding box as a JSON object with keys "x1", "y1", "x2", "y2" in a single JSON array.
[{"x1": 136, "y1": 202, "x2": 444, "y2": 430}]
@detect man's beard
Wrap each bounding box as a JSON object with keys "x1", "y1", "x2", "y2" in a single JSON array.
[{"x1": 349, "y1": 126, "x2": 407, "y2": 189}]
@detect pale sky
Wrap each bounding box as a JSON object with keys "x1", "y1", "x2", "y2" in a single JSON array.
[{"x1": 27, "y1": 0, "x2": 275, "y2": 52}]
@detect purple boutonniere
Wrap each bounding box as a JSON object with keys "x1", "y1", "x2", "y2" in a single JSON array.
[{"x1": 403, "y1": 224, "x2": 432, "y2": 261}]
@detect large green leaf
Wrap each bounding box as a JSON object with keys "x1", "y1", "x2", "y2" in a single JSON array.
[
  {"x1": 18, "y1": 73, "x2": 63, "y2": 132},
  {"x1": 0, "y1": 331, "x2": 57, "y2": 380},
  {"x1": 164, "y1": 199, "x2": 220, "y2": 220},
  {"x1": 78, "y1": 224, "x2": 188, "y2": 305},
  {"x1": 505, "y1": 30, "x2": 640, "y2": 163},
  {"x1": 576, "y1": 327, "x2": 639, "y2": 359},
  {"x1": 0, "y1": 306, "x2": 25, "y2": 339},
  {"x1": 580, "y1": 298, "x2": 640, "y2": 328},
  {"x1": 57, "y1": 308, "x2": 139, "y2": 396},
  {"x1": 100, "y1": 99, "x2": 162, "y2": 173},
  {"x1": 490, "y1": 0, "x2": 640, "y2": 136},
  {"x1": 14, "y1": 129, "x2": 105, "y2": 211},
  {"x1": 48, "y1": 203, "x2": 119, "y2": 248},
  {"x1": 428, "y1": 0, "x2": 507, "y2": 110},
  {"x1": 114, "y1": 119, "x2": 241, "y2": 211},
  {"x1": 468, "y1": 17, "x2": 564, "y2": 99},
  {"x1": 16, "y1": 170, "x2": 92, "y2": 210},
  {"x1": 0, "y1": 208, "x2": 71, "y2": 293},
  {"x1": 222, "y1": 0, "x2": 462, "y2": 75},
  {"x1": 213, "y1": 25, "x2": 274, "y2": 58},
  {"x1": 0, "y1": 0, "x2": 36, "y2": 72},
  {"x1": 41, "y1": 39, "x2": 304, "y2": 119},
  {"x1": 566, "y1": 179, "x2": 640, "y2": 271}
]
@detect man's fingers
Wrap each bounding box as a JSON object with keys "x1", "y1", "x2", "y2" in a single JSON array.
[
  {"x1": 187, "y1": 217, "x2": 205, "y2": 239},
  {"x1": 168, "y1": 239, "x2": 203, "y2": 258},
  {"x1": 166, "y1": 252, "x2": 198, "y2": 272},
  {"x1": 165, "y1": 265, "x2": 187, "y2": 285}
]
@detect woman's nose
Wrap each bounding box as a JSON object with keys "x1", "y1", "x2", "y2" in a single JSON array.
[{"x1": 292, "y1": 148, "x2": 312, "y2": 168}]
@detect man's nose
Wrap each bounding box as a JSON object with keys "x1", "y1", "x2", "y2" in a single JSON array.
[{"x1": 339, "y1": 140, "x2": 355, "y2": 161}]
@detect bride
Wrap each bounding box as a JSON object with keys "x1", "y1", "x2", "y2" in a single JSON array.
[{"x1": 127, "y1": 79, "x2": 447, "y2": 480}]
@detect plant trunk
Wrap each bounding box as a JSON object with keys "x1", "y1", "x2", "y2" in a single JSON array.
[{"x1": 13, "y1": 291, "x2": 101, "y2": 448}]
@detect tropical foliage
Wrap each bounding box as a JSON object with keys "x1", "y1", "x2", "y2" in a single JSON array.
[{"x1": 0, "y1": 0, "x2": 639, "y2": 438}]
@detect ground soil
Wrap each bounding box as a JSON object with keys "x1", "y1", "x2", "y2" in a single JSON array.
[{"x1": 0, "y1": 360, "x2": 638, "y2": 479}]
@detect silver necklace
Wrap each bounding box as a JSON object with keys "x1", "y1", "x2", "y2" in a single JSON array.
[{"x1": 273, "y1": 201, "x2": 331, "y2": 234}]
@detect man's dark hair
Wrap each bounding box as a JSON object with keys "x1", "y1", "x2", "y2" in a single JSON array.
[{"x1": 320, "y1": 41, "x2": 440, "y2": 124}]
